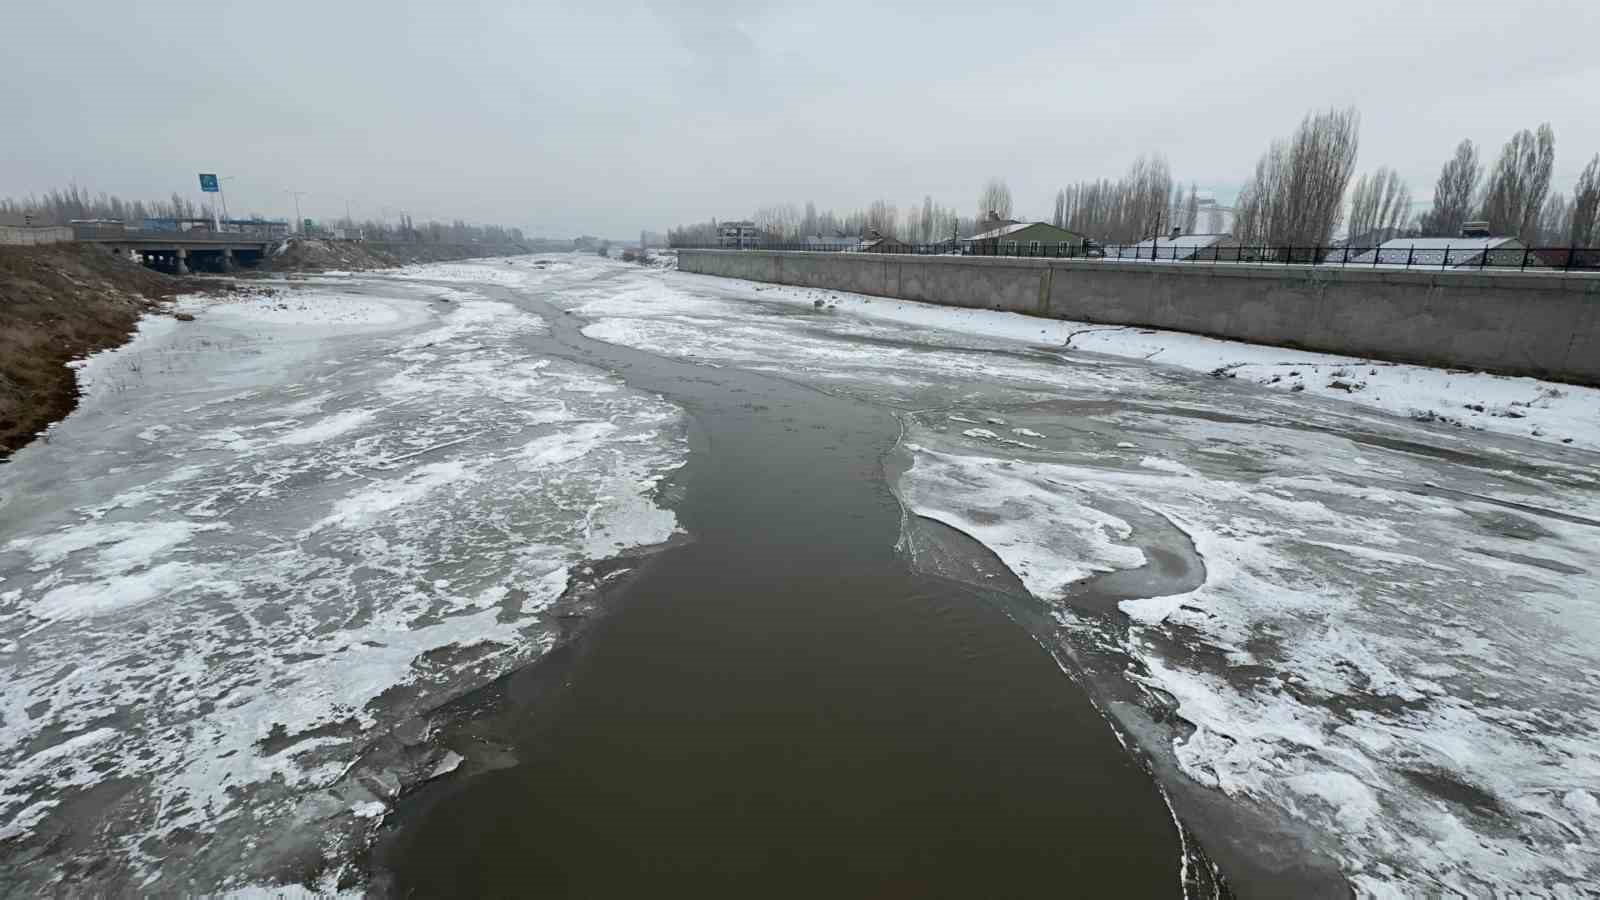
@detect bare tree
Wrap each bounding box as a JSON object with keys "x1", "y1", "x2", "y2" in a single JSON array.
[
  {"x1": 1569, "y1": 154, "x2": 1600, "y2": 246},
  {"x1": 1347, "y1": 167, "x2": 1413, "y2": 242},
  {"x1": 754, "y1": 203, "x2": 802, "y2": 240},
  {"x1": 1234, "y1": 106, "x2": 1360, "y2": 249},
  {"x1": 978, "y1": 177, "x2": 1013, "y2": 222},
  {"x1": 1128, "y1": 155, "x2": 1174, "y2": 238},
  {"x1": 865, "y1": 200, "x2": 898, "y2": 237},
  {"x1": 1053, "y1": 189, "x2": 1066, "y2": 228},
  {"x1": 1205, "y1": 203, "x2": 1225, "y2": 234},
  {"x1": 1232, "y1": 145, "x2": 1281, "y2": 245},
  {"x1": 1182, "y1": 184, "x2": 1199, "y2": 233},
  {"x1": 1054, "y1": 155, "x2": 1174, "y2": 242},
  {"x1": 1480, "y1": 123, "x2": 1556, "y2": 242},
  {"x1": 1536, "y1": 194, "x2": 1572, "y2": 245},
  {"x1": 1417, "y1": 140, "x2": 1481, "y2": 237}
]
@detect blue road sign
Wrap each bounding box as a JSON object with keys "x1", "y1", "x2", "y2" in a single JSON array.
[{"x1": 199, "y1": 173, "x2": 220, "y2": 193}]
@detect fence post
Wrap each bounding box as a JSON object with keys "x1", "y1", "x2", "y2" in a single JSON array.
[
  {"x1": 1442, "y1": 246, "x2": 1451, "y2": 270},
  {"x1": 1406, "y1": 247, "x2": 1415, "y2": 268},
  {"x1": 1569, "y1": 246, "x2": 1577, "y2": 273},
  {"x1": 1521, "y1": 247, "x2": 1530, "y2": 270},
  {"x1": 1480, "y1": 244, "x2": 1488, "y2": 270}
]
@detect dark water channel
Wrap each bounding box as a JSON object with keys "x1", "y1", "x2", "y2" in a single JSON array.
[{"x1": 377, "y1": 284, "x2": 1187, "y2": 896}]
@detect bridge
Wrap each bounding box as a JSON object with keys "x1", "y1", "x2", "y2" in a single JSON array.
[{"x1": 71, "y1": 220, "x2": 288, "y2": 273}]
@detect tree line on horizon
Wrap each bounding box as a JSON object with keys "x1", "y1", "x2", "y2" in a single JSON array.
[
  {"x1": 0, "y1": 184, "x2": 529, "y2": 245},
  {"x1": 670, "y1": 109, "x2": 1600, "y2": 250}
]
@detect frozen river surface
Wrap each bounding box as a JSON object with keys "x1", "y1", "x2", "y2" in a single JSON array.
[
  {"x1": 574, "y1": 261, "x2": 1600, "y2": 896},
  {"x1": 2, "y1": 254, "x2": 1599, "y2": 895},
  {"x1": 0, "y1": 266, "x2": 686, "y2": 892}
]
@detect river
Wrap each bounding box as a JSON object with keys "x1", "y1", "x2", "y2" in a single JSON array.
[{"x1": 4, "y1": 254, "x2": 1597, "y2": 896}]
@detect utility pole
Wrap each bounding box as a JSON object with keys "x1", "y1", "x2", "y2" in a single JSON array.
[
  {"x1": 217, "y1": 176, "x2": 234, "y2": 231},
  {"x1": 284, "y1": 190, "x2": 309, "y2": 234}
]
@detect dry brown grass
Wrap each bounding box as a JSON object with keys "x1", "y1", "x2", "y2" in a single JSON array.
[
  {"x1": 0, "y1": 244, "x2": 185, "y2": 457},
  {"x1": 259, "y1": 239, "x2": 531, "y2": 272}
]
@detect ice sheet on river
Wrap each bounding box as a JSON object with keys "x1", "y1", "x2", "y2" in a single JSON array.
[
  {"x1": 559, "y1": 256, "x2": 1600, "y2": 894},
  {"x1": 0, "y1": 275, "x2": 685, "y2": 892},
  {"x1": 896, "y1": 425, "x2": 1600, "y2": 895}
]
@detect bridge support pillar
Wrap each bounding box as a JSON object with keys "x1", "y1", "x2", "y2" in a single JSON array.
[
  {"x1": 175, "y1": 248, "x2": 189, "y2": 276},
  {"x1": 222, "y1": 248, "x2": 236, "y2": 272}
]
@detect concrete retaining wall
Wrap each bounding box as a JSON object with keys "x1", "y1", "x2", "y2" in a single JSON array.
[
  {"x1": 679, "y1": 250, "x2": 1600, "y2": 385},
  {"x1": 0, "y1": 225, "x2": 74, "y2": 246}
]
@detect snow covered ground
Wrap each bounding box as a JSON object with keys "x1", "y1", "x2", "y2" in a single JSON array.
[
  {"x1": 0, "y1": 266, "x2": 685, "y2": 892},
  {"x1": 549, "y1": 256, "x2": 1600, "y2": 894}
]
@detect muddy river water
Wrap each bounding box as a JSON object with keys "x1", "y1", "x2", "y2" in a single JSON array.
[{"x1": 376, "y1": 291, "x2": 1200, "y2": 896}]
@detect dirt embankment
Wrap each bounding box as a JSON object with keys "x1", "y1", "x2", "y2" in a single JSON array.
[
  {"x1": 260, "y1": 238, "x2": 532, "y2": 273},
  {"x1": 0, "y1": 244, "x2": 263, "y2": 458},
  {"x1": 0, "y1": 238, "x2": 532, "y2": 458}
]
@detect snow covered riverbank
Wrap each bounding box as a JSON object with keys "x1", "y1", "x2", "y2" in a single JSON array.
[
  {"x1": 669, "y1": 272, "x2": 1600, "y2": 453},
  {"x1": 0, "y1": 264, "x2": 686, "y2": 893}
]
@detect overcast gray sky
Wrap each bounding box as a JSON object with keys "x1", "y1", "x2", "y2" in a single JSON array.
[{"x1": 8, "y1": 0, "x2": 1598, "y2": 237}]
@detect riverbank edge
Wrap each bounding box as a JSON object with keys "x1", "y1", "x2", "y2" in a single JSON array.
[
  {"x1": 882, "y1": 418, "x2": 1349, "y2": 898},
  {"x1": 0, "y1": 243, "x2": 547, "y2": 460}
]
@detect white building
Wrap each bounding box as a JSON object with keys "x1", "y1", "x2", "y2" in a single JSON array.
[{"x1": 717, "y1": 221, "x2": 761, "y2": 249}]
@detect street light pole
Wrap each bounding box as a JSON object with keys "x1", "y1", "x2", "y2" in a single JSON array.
[
  {"x1": 217, "y1": 175, "x2": 235, "y2": 231},
  {"x1": 284, "y1": 190, "x2": 308, "y2": 234}
]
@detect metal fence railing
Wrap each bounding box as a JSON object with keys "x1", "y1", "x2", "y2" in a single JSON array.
[{"x1": 672, "y1": 241, "x2": 1600, "y2": 272}]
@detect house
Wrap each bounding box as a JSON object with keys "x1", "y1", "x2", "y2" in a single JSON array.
[
  {"x1": 1345, "y1": 233, "x2": 1538, "y2": 268},
  {"x1": 1337, "y1": 227, "x2": 1412, "y2": 249},
  {"x1": 971, "y1": 211, "x2": 1024, "y2": 232},
  {"x1": 963, "y1": 221, "x2": 1085, "y2": 255},
  {"x1": 804, "y1": 233, "x2": 859, "y2": 251},
  {"x1": 857, "y1": 229, "x2": 909, "y2": 253},
  {"x1": 717, "y1": 220, "x2": 762, "y2": 249},
  {"x1": 1114, "y1": 231, "x2": 1237, "y2": 261}
]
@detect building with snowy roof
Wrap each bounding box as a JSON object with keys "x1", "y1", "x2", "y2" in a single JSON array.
[
  {"x1": 804, "y1": 233, "x2": 861, "y2": 250},
  {"x1": 962, "y1": 221, "x2": 1084, "y2": 255},
  {"x1": 857, "y1": 230, "x2": 910, "y2": 253},
  {"x1": 1344, "y1": 235, "x2": 1539, "y2": 268},
  {"x1": 1338, "y1": 227, "x2": 1411, "y2": 249},
  {"x1": 1113, "y1": 232, "x2": 1237, "y2": 261}
]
